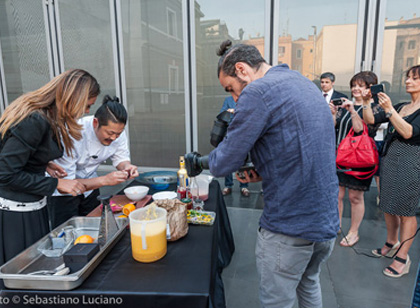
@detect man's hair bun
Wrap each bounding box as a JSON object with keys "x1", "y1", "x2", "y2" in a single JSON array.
[{"x1": 217, "y1": 40, "x2": 232, "y2": 57}]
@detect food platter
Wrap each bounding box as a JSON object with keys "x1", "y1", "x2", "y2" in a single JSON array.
[{"x1": 135, "y1": 171, "x2": 177, "y2": 190}]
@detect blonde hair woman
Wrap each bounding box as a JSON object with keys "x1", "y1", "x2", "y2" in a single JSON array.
[{"x1": 0, "y1": 69, "x2": 100, "y2": 265}]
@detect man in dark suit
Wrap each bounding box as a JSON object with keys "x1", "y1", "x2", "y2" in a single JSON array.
[{"x1": 320, "y1": 72, "x2": 347, "y2": 103}]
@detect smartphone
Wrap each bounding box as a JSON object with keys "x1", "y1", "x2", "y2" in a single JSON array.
[
  {"x1": 370, "y1": 84, "x2": 384, "y2": 95},
  {"x1": 331, "y1": 98, "x2": 343, "y2": 106},
  {"x1": 370, "y1": 84, "x2": 384, "y2": 104}
]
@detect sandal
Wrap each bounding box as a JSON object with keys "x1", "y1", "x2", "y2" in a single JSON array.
[
  {"x1": 383, "y1": 255, "x2": 411, "y2": 278},
  {"x1": 372, "y1": 241, "x2": 400, "y2": 258},
  {"x1": 222, "y1": 187, "x2": 232, "y2": 196},
  {"x1": 340, "y1": 231, "x2": 359, "y2": 247},
  {"x1": 241, "y1": 188, "x2": 250, "y2": 197}
]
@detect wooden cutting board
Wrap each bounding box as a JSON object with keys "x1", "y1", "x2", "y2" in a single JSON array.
[{"x1": 87, "y1": 195, "x2": 152, "y2": 217}]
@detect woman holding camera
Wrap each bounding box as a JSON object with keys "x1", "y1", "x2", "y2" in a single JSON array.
[
  {"x1": 363, "y1": 65, "x2": 420, "y2": 278},
  {"x1": 0, "y1": 69, "x2": 100, "y2": 265},
  {"x1": 329, "y1": 71, "x2": 381, "y2": 247}
]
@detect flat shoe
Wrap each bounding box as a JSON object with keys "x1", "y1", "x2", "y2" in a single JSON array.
[
  {"x1": 340, "y1": 232, "x2": 359, "y2": 247},
  {"x1": 383, "y1": 256, "x2": 411, "y2": 278},
  {"x1": 371, "y1": 241, "x2": 400, "y2": 258}
]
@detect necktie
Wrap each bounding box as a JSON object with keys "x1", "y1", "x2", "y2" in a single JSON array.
[{"x1": 323, "y1": 93, "x2": 328, "y2": 98}]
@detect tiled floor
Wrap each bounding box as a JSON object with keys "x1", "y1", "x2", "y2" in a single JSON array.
[{"x1": 217, "y1": 177, "x2": 420, "y2": 308}]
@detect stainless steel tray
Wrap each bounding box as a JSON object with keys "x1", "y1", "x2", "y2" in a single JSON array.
[{"x1": 0, "y1": 216, "x2": 128, "y2": 290}]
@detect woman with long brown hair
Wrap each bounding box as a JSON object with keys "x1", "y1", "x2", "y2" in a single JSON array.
[
  {"x1": 0, "y1": 69, "x2": 100, "y2": 265},
  {"x1": 364, "y1": 65, "x2": 420, "y2": 278}
]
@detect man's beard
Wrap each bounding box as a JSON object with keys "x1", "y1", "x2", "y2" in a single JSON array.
[{"x1": 236, "y1": 76, "x2": 248, "y2": 92}]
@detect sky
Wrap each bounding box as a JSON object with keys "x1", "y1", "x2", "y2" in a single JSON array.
[{"x1": 197, "y1": 0, "x2": 419, "y2": 40}]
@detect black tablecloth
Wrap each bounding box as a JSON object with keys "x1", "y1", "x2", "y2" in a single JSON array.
[{"x1": 0, "y1": 180, "x2": 235, "y2": 308}]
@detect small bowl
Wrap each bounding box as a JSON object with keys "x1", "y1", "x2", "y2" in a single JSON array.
[
  {"x1": 124, "y1": 186, "x2": 149, "y2": 201},
  {"x1": 152, "y1": 191, "x2": 177, "y2": 201}
]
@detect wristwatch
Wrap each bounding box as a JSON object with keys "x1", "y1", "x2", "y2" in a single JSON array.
[{"x1": 385, "y1": 110, "x2": 393, "y2": 118}]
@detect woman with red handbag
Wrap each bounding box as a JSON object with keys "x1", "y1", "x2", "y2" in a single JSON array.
[
  {"x1": 330, "y1": 71, "x2": 381, "y2": 247},
  {"x1": 363, "y1": 65, "x2": 420, "y2": 278}
]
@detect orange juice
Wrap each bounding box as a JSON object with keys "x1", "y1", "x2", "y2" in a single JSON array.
[
  {"x1": 129, "y1": 206, "x2": 167, "y2": 263},
  {"x1": 131, "y1": 231, "x2": 167, "y2": 263}
]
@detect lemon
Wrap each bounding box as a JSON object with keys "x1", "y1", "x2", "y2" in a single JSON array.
[
  {"x1": 122, "y1": 203, "x2": 136, "y2": 216},
  {"x1": 74, "y1": 234, "x2": 94, "y2": 244}
]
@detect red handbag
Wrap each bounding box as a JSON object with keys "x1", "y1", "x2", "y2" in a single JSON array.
[{"x1": 336, "y1": 123, "x2": 379, "y2": 179}]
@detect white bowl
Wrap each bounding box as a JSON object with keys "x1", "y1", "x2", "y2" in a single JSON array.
[
  {"x1": 124, "y1": 185, "x2": 149, "y2": 201},
  {"x1": 152, "y1": 191, "x2": 177, "y2": 201}
]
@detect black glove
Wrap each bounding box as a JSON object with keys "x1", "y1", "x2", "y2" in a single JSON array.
[{"x1": 184, "y1": 152, "x2": 209, "y2": 177}]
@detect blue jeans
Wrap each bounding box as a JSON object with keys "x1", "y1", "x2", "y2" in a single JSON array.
[
  {"x1": 256, "y1": 227, "x2": 335, "y2": 308},
  {"x1": 225, "y1": 173, "x2": 248, "y2": 188}
]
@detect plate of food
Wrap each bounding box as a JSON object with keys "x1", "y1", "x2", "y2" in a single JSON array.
[{"x1": 187, "y1": 210, "x2": 216, "y2": 226}]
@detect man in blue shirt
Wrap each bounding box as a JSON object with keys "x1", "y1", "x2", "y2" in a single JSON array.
[{"x1": 207, "y1": 40, "x2": 339, "y2": 307}]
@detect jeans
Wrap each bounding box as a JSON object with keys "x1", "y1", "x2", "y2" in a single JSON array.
[
  {"x1": 224, "y1": 173, "x2": 248, "y2": 188},
  {"x1": 256, "y1": 227, "x2": 335, "y2": 308}
]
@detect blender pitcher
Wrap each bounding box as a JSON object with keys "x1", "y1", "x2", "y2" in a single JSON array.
[{"x1": 129, "y1": 206, "x2": 167, "y2": 263}]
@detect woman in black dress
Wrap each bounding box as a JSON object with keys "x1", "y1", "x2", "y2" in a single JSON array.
[
  {"x1": 0, "y1": 69, "x2": 100, "y2": 265},
  {"x1": 330, "y1": 71, "x2": 380, "y2": 247},
  {"x1": 364, "y1": 65, "x2": 420, "y2": 278}
]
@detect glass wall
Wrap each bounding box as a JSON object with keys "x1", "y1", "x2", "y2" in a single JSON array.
[
  {"x1": 276, "y1": 0, "x2": 360, "y2": 96},
  {"x1": 195, "y1": 0, "x2": 266, "y2": 154},
  {"x1": 379, "y1": 0, "x2": 419, "y2": 104},
  {"x1": 0, "y1": 0, "x2": 50, "y2": 103},
  {"x1": 1, "y1": 0, "x2": 418, "y2": 169},
  {"x1": 121, "y1": 0, "x2": 186, "y2": 168},
  {"x1": 58, "y1": 0, "x2": 116, "y2": 116}
]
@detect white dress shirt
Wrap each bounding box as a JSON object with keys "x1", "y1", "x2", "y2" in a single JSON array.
[
  {"x1": 323, "y1": 89, "x2": 334, "y2": 103},
  {"x1": 52, "y1": 116, "x2": 130, "y2": 197}
]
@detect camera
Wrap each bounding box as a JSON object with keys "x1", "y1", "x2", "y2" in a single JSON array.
[
  {"x1": 185, "y1": 152, "x2": 209, "y2": 177},
  {"x1": 185, "y1": 110, "x2": 259, "y2": 179},
  {"x1": 331, "y1": 98, "x2": 343, "y2": 106},
  {"x1": 210, "y1": 110, "x2": 231, "y2": 147},
  {"x1": 370, "y1": 84, "x2": 384, "y2": 104},
  {"x1": 236, "y1": 162, "x2": 259, "y2": 181}
]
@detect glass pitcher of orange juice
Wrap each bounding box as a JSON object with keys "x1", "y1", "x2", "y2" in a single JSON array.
[{"x1": 129, "y1": 206, "x2": 167, "y2": 263}]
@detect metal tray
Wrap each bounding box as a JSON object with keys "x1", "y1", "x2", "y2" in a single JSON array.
[{"x1": 0, "y1": 216, "x2": 128, "y2": 290}]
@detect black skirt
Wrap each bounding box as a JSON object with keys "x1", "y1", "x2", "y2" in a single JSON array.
[
  {"x1": 379, "y1": 140, "x2": 420, "y2": 216},
  {"x1": 337, "y1": 167, "x2": 374, "y2": 191},
  {"x1": 0, "y1": 206, "x2": 49, "y2": 266}
]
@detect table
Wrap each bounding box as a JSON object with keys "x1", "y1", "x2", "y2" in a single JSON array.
[{"x1": 0, "y1": 180, "x2": 235, "y2": 308}]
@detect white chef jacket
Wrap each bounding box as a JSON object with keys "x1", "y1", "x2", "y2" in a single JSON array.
[{"x1": 52, "y1": 116, "x2": 130, "y2": 197}]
